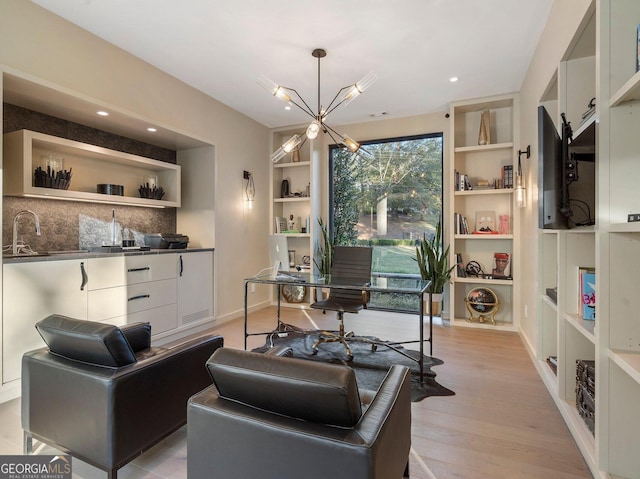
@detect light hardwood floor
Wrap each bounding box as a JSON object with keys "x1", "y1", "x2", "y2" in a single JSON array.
[{"x1": 0, "y1": 306, "x2": 593, "y2": 479}]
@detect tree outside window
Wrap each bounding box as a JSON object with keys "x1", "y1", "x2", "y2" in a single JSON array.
[{"x1": 329, "y1": 133, "x2": 443, "y2": 310}]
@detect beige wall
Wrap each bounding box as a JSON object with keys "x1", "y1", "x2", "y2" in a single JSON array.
[
  {"x1": 517, "y1": 0, "x2": 593, "y2": 350},
  {"x1": 0, "y1": 0, "x2": 271, "y2": 322}
]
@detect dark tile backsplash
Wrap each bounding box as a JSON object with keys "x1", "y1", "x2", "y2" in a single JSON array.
[{"x1": 3, "y1": 104, "x2": 177, "y2": 251}]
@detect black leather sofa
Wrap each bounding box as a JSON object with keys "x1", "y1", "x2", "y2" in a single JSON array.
[
  {"x1": 187, "y1": 347, "x2": 412, "y2": 479},
  {"x1": 21, "y1": 314, "x2": 224, "y2": 479}
]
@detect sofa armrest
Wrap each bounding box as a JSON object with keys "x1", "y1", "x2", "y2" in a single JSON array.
[
  {"x1": 119, "y1": 322, "x2": 151, "y2": 352},
  {"x1": 22, "y1": 333, "x2": 223, "y2": 471}
]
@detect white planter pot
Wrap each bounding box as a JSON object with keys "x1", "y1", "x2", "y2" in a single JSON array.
[{"x1": 423, "y1": 293, "x2": 444, "y2": 316}]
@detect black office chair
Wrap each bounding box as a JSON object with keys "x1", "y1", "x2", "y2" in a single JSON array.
[{"x1": 310, "y1": 245, "x2": 373, "y2": 361}]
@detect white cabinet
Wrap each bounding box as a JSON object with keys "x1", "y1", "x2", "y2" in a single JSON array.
[
  {"x1": 177, "y1": 251, "x2": 214, "y2": 326},
  {"x1": 87, "y1": 255, "x2": 178, "y2": 334},
  {"x1": 2, "y1": 259, "x2": 88, "y2": 384},
  {"x1": 3, "y1": 129, "x2": 181, "y2": 208},
  {"x1": 447, "y1": 94, "x2": 520, "y2": 330}
]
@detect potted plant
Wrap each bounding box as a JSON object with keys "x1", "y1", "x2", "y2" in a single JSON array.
[{"x1": 415, "y1": 219, "x2": 455, "y2": 315}]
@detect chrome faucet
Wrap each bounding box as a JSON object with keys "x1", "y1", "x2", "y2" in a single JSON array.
[{"x1": 12, "y1": 210, "x2": 41, "y2": 255}]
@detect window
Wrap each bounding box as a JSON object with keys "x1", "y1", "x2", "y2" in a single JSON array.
[{"x1": 329, "y1": 133, "x2": 443, "y2": 310}]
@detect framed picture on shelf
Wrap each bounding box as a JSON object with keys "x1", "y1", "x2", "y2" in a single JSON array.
[
  {"x1": 492, "y1": 252, "x2": 511, "y2": 279},
  {"x1": 474, "y1": 210, "x2": 497, "y2": 234}
]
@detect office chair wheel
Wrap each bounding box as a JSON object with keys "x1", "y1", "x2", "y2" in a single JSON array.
[
  {"x1": 312, "y1": 348, "x2": 318, "y2": 355},
  {"x1": 371, "y1": 344, "x2": 377, "y2": 352},
  {"x1": 346, "y1": 354, "x2": 354, "y2": 362}
]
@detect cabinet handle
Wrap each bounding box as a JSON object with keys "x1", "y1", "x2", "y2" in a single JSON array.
[
  {"x1": 128, "y1": 266, "x2": 150, "y2": 272},
  {"x1": 179, "y1": 255, "x2": 184, "y2": 277},
  {"x1": 80, "y1": 262, "x2": 88, "y2": 291},
  {"x1": 128, "y1": 294, "x2": 150, "y2": 302}
]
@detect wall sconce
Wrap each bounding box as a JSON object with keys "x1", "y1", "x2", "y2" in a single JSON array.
[
  {"x1": 515, "y1": 145, "x2": 530, "y2": 208},
  {"x1": 243, "y1": 170, "x2": 255, "y2": 209}
]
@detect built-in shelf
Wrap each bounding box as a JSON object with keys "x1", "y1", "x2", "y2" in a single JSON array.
[
  {"x1": 454, "y1": 142, "x2": 514, "y2": 153},
  {"x1": 3, "y1": 130, "x2": 180, "y2": 208},
  {"x1": 273, "y1": 197, "x2": 311, "y2": 203},
  {"x1": 454, "y1": 234, "x2": 514, "y2": 240},
  {"x1": 454, "y1": 189, "x2": 514, "y2": 196},
  {"x1": 609, "y1": 70, "x2": 640, "y2": 107},
  {"x1": 274, "y1": 233, "x2": 310, "y2": 238},
  {"x1": 564, "y1": 313, "x2": 596, "y2": 343},
  {"x1": 609, "y1": 350, "x2": 640, "y2": 386},
  {"x1": 273, "y1": 161, "x2": 311, "y2": 169},
  {"x1": 542, "y1": 294, "x2": 558, "y2": 310},
  {"x1": 454, "y1": 277, "x2": 513, "y2": 286},
  {"x1": 609, "y1": 222, "x2": 640, "y2": 233}
]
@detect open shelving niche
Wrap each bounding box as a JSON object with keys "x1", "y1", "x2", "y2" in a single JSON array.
[
  {"x1": 3, "y1": 129, "x2": 180, "y2": 208},
  {"x1": 447, "y1": 94, "x2": 520, "y2": 332},
  {"x1": 269, "y1": 125, "x2": 320, "y2": 308}
]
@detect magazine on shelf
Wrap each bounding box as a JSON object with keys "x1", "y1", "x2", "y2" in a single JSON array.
[{"x1": 578, "y1": 267, "x2": 596, "y2": 320}]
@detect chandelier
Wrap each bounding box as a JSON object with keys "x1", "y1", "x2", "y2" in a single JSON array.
[{"x1": 259, "y1": 48, "x2": 377, "y2": 162}]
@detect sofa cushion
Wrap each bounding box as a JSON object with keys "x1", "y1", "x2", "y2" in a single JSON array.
[
  {"x1": 206, "y1": 348, "x2": 362, "y2": 427},
  {"x1": 35, "y1": 315, "x2": 137, "y2": 367}
]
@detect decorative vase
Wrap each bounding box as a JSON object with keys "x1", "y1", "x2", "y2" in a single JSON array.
[
  {"x1": 478, "y1": 109, "x2": 491, "y2": 145},
  {"x1": 291, "y1": 148, "x2": 300, "y2": 162}
]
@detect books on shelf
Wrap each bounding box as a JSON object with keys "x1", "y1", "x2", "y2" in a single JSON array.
[
  {"x1": 501, "y1": 165, "x2": 513, "y2": 188},
  {"x1": 454, "y1": 213, "x2": 470, "y2": 234},
  {"x1": 578, "y1": 267, "x2": 596, "y2": 320},
  {"x1": 454, "y1": 170, "x2": 472, "y2": 191}
]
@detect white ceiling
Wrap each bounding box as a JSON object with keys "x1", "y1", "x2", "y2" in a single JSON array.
[{"x1": 31, "y1": 0, "x2": 553, "y2": 130}]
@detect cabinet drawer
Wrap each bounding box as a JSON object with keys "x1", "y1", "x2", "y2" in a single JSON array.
[
  {"x1": 125, "y1": 255, "x2": 176, "y2": 285},
  {"x1": 88, "y1": 254, "x2": 176, "y2": 290},
  {"x1": 88, "y1": 278, "x2": 177, "y2": 322},
  {"x1": 99, "y1": 303, "x2": 178, "y2": 335}
]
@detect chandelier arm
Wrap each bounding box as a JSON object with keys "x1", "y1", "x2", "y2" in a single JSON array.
[
  {"x1": 324, "y1": 85, "x2": 356, "y2": 117},
  {"x1": 323, "y1": 126, "x2": 342, "y2": 147},
  {"x1": 280, "y1": 86, "x2": 317, "y2": 118}
]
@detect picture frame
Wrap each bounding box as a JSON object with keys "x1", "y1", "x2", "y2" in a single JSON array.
[{"x1": 474, "y1": 210, "x2": 497, "y2": 234}]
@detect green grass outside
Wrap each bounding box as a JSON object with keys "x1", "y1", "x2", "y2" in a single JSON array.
[{"x1": 371, "y1": 244, "x2": 420, "y2": 275}]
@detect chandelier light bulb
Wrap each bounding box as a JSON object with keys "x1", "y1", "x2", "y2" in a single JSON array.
[
  {"x1": 270, "y1": 134, "x2": 303, "y2": 163},
  {"x1": 306, "y1": 120, "x2": 321, "y2": 139},
  {"x1": 341, "y1": 71, "x2": 379, "y2": 106},
  {"x1": 342, "y1": 134, "x2": 360, "y2": 152},
  {"x1": 257, "y1": 75, "x2": 291, "y2": 103}
]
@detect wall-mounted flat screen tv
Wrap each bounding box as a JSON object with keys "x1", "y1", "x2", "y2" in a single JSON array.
[{"x1": 538, "y1": 105, "x2": 595, "y2": 229}]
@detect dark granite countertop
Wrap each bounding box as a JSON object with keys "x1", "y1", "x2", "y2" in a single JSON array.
[{"x1": 2, "y1": 247, "x2": 214, "y2": 264}]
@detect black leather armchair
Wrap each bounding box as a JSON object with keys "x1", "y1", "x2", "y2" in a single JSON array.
[
  {"x1": 21, "y1": 314, "x2": 224, "y2": 479},
  {"x1": 187, "y1": 348, "x2": 411, "y2": 479}
]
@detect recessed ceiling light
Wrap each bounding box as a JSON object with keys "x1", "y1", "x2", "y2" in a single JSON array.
[
  {"x1": 284, "y1": 105, "x2": 292, "y2": 111},
  {"x1": 147, "y1": 127, "x2": 157, "y2": 132},
  {"x1": 97, "y1": 111, "x2": 109, "y2": 116},
  {"x1": 449, "y1": 77, "x2": 459, "y2": 83},
  {"x1": 369, "y1": 111, "x2": 388, "y2": 117}
]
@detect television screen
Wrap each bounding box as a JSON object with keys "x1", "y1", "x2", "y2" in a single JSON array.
[{"x1": 538, "y1": 105, "x2": 567, "y2": 229}]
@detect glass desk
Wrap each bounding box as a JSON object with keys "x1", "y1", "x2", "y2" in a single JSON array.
[{"x1": 244, "y1": 272, "x2": 432, "y2": 382}]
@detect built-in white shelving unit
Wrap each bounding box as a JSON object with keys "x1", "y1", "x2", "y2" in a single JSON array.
[
  {"x1": 447, "y1": 93, "x2": 520, "y2": 331},
  {"x1": 269, "y1": 126, "x2": 320, "y2": 307},
  {"x1": 534, "y1": 2, "x2": 640, "y2": 477},
  {"x1": 3, "y1": 129, "x2": 181, "y2": 208}
]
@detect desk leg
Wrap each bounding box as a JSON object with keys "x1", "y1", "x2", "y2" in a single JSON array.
[
  {"x1": 244, "y1": 280, "x2": 249, "y2": 350},
  {"x1": 429, "y1": 290, "x2": 433, "y2": 356},
  {"x1": 276, "y1": 285, "x2": 282, "y2": 330},
  {"x1": 419, "y1": 293, "x2": 424, "y2": 383}
]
